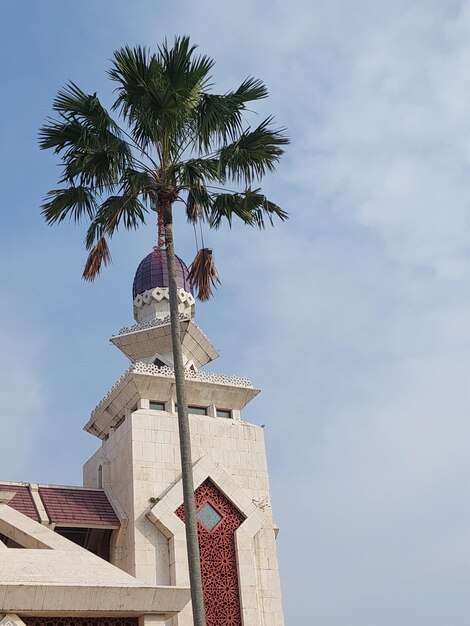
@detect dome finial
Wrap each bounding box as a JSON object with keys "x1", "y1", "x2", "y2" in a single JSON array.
[{"x1": 132, "y1": 249, "x2": 195, "y2": 323}]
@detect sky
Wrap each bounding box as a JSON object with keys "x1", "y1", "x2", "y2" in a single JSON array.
[{"x1": 1, "y1": 0, "x2": 470, "y2": 624}]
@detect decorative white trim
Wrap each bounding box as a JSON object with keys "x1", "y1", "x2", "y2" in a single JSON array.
[
  {"x1": 114, "y1": 315, "x2": 214, "y2": 351},
  {"x1": 116, "y1": 313, "x2": 188, "y2": 336},
  {"x1": 0, "y1": 505, "x2": 190, "y2": 615},
  {"x1": 0, "y1": 503, "x2": 85, "y2": 551},
  {"x1": 133, "y1": 362, "x2": 253, "y2": 387},
  {"x1": 146, "y1": 455, "x2": 267, "y2": 626},
  {"x1": 132, "y1": 289, "x2": 195, "y2": 325},
  {"x1": 28, "y1": 484, "x2": 49, "y2": 526},
  {"x1": 133, "y1": 287, "x2": 195, "y2": 310},
  {"x1": 148, "y1": 351, "x2": 174, "y2": 368},
  {"x1": 90, "y1": 363, "x2": 254, "y2": 419}
]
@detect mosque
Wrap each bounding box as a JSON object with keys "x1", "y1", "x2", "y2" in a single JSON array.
[{"x1": 0, "y1": 248, "x2": 285, "y2": 626}]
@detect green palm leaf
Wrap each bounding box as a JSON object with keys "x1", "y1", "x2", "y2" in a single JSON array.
[
  {"x1": 41, "y1": 186, "x2": 97, "y2": 224},
  {"x1": 40, "y1": 38, "x2": 289, "y2": 626},
  {"x1": 210, "y1": 188, "x2": 288, "y2": 228},
  {"x1": 217, "y1": 116, "x2": 289, "y2": 184},
  {"x1": 40, "y1": 36, "x2": 289, "y2": 279},
  {"x1": 196, "y1": 77, "x2": 268, "y2": 150}
]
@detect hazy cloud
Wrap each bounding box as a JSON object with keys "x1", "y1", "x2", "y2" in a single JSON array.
[{"x1": 2, "y1": 1, "x2": 470, "y2": 624}]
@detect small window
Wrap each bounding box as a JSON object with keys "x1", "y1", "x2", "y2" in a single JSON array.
[
  {"x1": 196, "y1": 502, "x2": 222, "y2": 531},
  {"x1": 189, "y1": 405, "x2": 207, "y2": 415},
  {"x1": 216, "y1": 409, "x2": 232, "y2": 419},
  {"x1": 175, "y1": 404, "x2": 207, "y2": 415},
  {"x1": 150, "y1": 401, "x2": 165, "y2": 411}
]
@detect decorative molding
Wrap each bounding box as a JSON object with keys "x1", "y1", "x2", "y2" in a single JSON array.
[
  {"x1": 146, "y1": 455, "x2": 267, "y2": 626},
  {"x1": 90, "y1": 363, "x2": 254, "y2": 419},
  {"x1": 23, "y1": 619, "x2": 138, "y2": 626},
  {"x1": 0, "y1": 505, "x2": 190, "y2": 615},
  {"x1": 132, "y1": 288, "x2": 195, "y2": 324},
  {"x1": 132, "y1": 362, "x2": 253, "y2": 387},
  {"x1": 176, "y1": 480, "x2": 244, "y2": 626},
  {"x1": 28, "y1": 484, "x2": 49, "y2": 526},
  {"x1": 133, "y1": 287, "x2": 195, "y2": 309},
  {"x1": 0, "y1": 503, "x2": 83, "y2": 551},
  {"x1": 116, "y1": 313, "x2": 189, "y2": 336},
  {"x1": 114, "y1": 315, "x2": 214, "y2": 351}
]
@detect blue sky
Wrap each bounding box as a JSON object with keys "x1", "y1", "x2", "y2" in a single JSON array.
[{"x1": 2, "y1": 1, "x2": 470, "y2": 624}]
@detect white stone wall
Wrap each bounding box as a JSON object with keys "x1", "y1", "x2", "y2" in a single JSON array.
[
  {"x1": 83, "y1": 415, "x2": 136, "y2": 577},
  {"x1": 84, "y1": 406, "x2": 284, "y2": 626}
]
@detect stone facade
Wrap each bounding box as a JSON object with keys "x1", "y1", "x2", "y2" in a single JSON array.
[
  {"x1": 84, "y1": 403, "x2": 284, "y2": 625},
  {"x1": 0, "y1": 248, "x2": 285, "y2": 626},
  {"x1": 82, "y1": 248, "x2": 285, "y2": 626}
]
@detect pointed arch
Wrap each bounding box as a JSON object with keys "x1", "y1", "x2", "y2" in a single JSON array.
[{"x1": 146, "y1": 455, "x2": 269, "y2": 625}]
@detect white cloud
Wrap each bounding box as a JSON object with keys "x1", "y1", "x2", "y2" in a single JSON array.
[
  {"x1": 294, "y1": 1, "x2": 470, "y2": 280},
  {"x1": 4, "y1": 1, "x2": 470, "y2": 624}
]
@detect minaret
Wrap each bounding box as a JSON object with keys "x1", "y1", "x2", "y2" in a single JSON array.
[{"x1": 83, "y1": 248, "x2": 285, "y2": 626}]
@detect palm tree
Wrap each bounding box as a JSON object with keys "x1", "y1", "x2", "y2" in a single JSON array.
[{"x1": 39, "y1": 36, "x2": 288, "y2": 626}]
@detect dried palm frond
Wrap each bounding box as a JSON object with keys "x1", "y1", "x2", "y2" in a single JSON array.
[
  {"x1": 188, "y1": 248, "x2": 220, "y2": 302},
  {"x1": 82, "y1": 237, "x2": 112, "y2": 281}
]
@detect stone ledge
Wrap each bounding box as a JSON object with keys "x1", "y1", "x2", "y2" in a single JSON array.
[
  {"x1": 0, "y1": 584, "x2": 189, "y2": 616},
  {"x1": 91, "y1": 363, "x2": 255, "y2": 419},
  {"x1": 86, "y1": 363, "x2": 259, "y2": 439}
]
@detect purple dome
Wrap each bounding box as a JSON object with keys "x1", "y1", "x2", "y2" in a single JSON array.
[{"x1": 133, "y1": 248, "x2": 192, "y2": 299}]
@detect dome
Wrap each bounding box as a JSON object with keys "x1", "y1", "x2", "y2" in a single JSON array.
[{"x1": 132, "y1": 248, "x2": 192, "y2": 299}]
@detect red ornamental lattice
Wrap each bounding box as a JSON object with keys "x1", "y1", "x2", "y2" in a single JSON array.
[{"x1": 176, "y1": 479, "x2": 245, "y2": 626}]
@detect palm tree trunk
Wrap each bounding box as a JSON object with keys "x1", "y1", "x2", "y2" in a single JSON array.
[{"x1": 164, "y1": 202, "x2": 206, "y2": 626}]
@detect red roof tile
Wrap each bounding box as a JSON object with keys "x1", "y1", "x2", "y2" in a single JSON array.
[
  {"x1": 39, "y1": 486, "x2": 120, "y2": 527},
  {"x1": 0, "y1": 483, "x2": 39, "y2": 521}
]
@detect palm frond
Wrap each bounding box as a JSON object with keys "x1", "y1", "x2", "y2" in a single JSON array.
[
  {"x1": 62, "y1": 133, "x2": 132, "y2": 187},
  {"x1": 82, "y1": 236, "x2": 111, "y2": 281},
  {"x1": 188, "y1": 247, "x2": 220, "y2": 301},
  {"x1": 41, "y1": 186, "x2": 97, "y2": 224},
  {"x1": 39, "y1": 117, "x2": 83, "y2": 153},
  {"x1": 196, "y1": 77, "x2": 268, "y2": 151},
  {"x1": 217, "y1": 116, "x2": 289, "y2": 184},
  {"x1": 82, "y1": 177, "x2": 149, "y2": 252},
  {"x1": 97, "y1": 194, "x2": 148, "y2": 236},
  {"x1": 185, "y1": 185, "x2": 213, "y2": 221},
  {"x1": 109, "y1": 45, "x2": 163, "y2": 149},
  {"x1": 209, "y1": 188, "x2": 288, "y2": 229},
  {"x1": 170, "y1": 157, "x2": 220, "y2": 186},
  {"x1": 235, "y1": 76, "x2": 268, "y2": 102},
  {"x1": 110, "y1": 38, "x2": 213, "y2": 155},
  {"x1": 121, "y1": 168, "x2": 154, "y2": 199},
  {"x1": 158, "y1": 36, "x2": 213, "y2": 96},
  {"x1": 39, "y1": 89, "x2": 132, "y2": 188},
  {"x1": 169, "y1": 158, "x2": 219, "y2": 220},
  {"x1": 53, "y1": 81, "x2": 120, "y2": 133},
  {"x1": 196, "y1": 94, "x2": 244, "y2": 151},
  {"x1": 40, "y1": 37, "x2": 289, "y2": 286}
]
